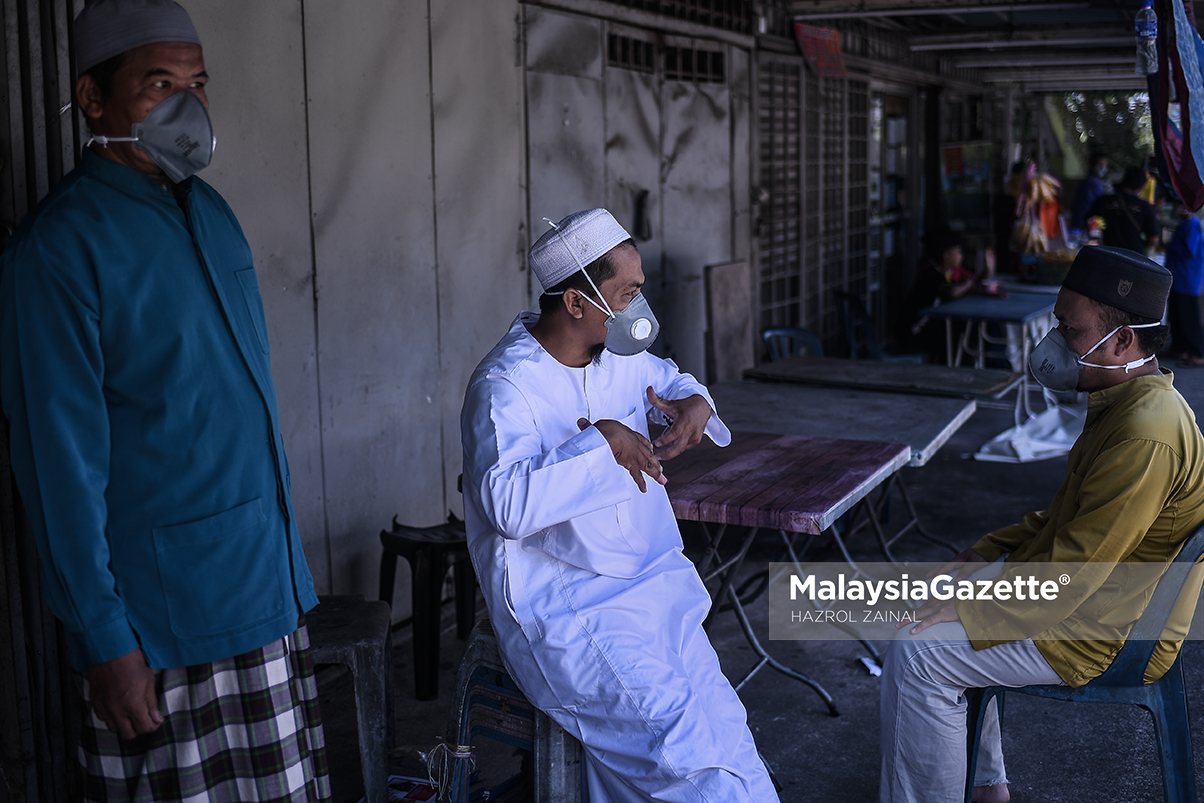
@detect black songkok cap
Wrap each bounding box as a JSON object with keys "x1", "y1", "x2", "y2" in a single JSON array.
[{"x1": 1062, "y1": 245, "x2": 1171, "y2": 321}]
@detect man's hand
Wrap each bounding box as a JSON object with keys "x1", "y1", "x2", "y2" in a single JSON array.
[
  {"x1": 926, "y1": 547, "x2": 988, "y2": 581},
  {"x1": 578, "y1": 417, "x2": 667, "y2": 493},
  {"x1": 902, "y1": 597, "x2": 962, "y2": 636},
  {"x1": 647, "y1": 389, "x2": 712, "y2": 460},
  {"x1": 88, "y1": 648, "x2": 163, "y2": 740},
  {"x1": 902, "y1": 548, "x2": 988, "y2": 635}
]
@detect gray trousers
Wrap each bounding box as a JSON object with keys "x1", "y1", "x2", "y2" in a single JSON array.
[{"x1": 878, "y1": 620, "x2": 1065, "y2": 803}]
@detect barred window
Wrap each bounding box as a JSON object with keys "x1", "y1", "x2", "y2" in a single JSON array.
[
  {"x1": 664, "y1": 46, "x2": 725, "y2": 83},
  {"x1": 607, "y1": 33, "x2": 656, "y2": 74},
  {"x1": 599, "y1": 0, "x2": 751, "y2": 34}
]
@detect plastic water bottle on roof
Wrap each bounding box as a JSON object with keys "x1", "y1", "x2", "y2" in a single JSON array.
[{"x1": 1136, "y1": 1, "x2": 1158, "y2": 76}]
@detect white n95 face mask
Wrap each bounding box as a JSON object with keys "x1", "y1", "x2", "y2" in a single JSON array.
[
  {"x1": 87, "y1": 89, "x2": 216, "y2": 184},
  {"x1": 1028, "y1": 323, "x2": 1159, "y2": 392}
]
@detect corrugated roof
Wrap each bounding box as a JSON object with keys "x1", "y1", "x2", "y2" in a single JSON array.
[{"x1": 790, "y1": 0, "x2": 1176, "y2": 91}]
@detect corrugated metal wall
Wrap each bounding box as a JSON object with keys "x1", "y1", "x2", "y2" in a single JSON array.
[
  {"x1": 0, "y1": 0, "x2": 80, "y2": 798},
  {"x1": 524, "y1": 4, "x2": 750, "y2": 381},
  {"x1": 187, "y1": 0, "x2": 528, "y2": 607}
]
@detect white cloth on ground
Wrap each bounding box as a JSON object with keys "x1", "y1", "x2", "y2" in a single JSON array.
[{"x1": 461, "y1": 312, "x2": 778, "y2": 803}]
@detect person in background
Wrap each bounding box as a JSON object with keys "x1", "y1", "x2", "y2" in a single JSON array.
[
  {"x1": 898, "y1": 226, "x2": 995, "y2": 361},
  {"x1": 1087, "y1": 166, "x2": 1161, "y2": 256},
  {"x1": 1165, "y1": 202, "x2": 1204, "y2": 367},
  {"x1": 1070, "y1": 152, "x2": 1111, "y2": 231}
]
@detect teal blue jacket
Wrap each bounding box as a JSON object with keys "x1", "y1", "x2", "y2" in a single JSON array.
[{"x1": 0, "y1": 151, "x2": 318, "y2": 671}]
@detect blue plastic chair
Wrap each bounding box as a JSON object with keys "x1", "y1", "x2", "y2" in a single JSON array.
[
  {"x1": 963, "y1": 524, "x2": 1204, "y2": 803},
  {"x1": 760, "y1": 326, "x2": 824, "y2": 362},
  {"x1": 835, "y1": 291, "x2": 923, "y2": 363}
]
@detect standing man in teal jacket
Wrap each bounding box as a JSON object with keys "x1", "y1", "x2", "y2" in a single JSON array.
[{"x1": 0, "y1": 1, "x2": 330, "y2": 800}]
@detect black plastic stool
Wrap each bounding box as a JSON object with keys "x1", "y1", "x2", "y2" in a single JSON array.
[{"x1": 379, "y1": 513, "x2": 477, "y2": 700}]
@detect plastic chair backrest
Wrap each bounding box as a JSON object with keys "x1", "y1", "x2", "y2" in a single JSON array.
[
  {"x1": 1089, "y1": 522, "x2": 1204, "y2": 687},
  {"x1": 760, "y1": 327, "x2": 824, "y2": 361}
]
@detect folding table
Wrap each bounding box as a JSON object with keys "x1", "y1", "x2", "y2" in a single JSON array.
[{"x1": 665, "y1": 431, "x2": 909, "y2": 715}]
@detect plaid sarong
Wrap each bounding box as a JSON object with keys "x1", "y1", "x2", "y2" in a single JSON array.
[{"x1": 77, "y1": 623, "x2": 333, "y2": 802}]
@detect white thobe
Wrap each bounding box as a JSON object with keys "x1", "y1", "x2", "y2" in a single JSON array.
[{"x1": 461, "y1": 313, "x2": 779, "y2": 803}]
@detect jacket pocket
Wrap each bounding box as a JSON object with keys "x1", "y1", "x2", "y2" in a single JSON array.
[
  {"x1": 153, "y1": 497, "x2": 286, "y2": 638},
  {"x1": 235, "y1": 267, "x2": 271, "y2": 354}
]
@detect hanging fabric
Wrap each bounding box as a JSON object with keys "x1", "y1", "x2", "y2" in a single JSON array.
[{"x1": 1152, "y1": 0, "x2": 1204, "y2": 210}]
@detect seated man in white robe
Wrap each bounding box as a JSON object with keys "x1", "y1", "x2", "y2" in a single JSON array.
[{"x1": 460, "y1": 208, "x2": 779, "y2": 803}]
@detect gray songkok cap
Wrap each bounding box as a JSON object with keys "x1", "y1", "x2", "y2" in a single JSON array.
[
  {"x1": 529, "y1": 209, "x2": 631, "y2": 291},
  {"x1": 75, "y1": 0, "x2": 200, "y2": 75},
  {"x1": 1062, "y1": 245, "x2": 1171, "y2": 321}
]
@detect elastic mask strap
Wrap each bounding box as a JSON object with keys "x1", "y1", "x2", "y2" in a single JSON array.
[
  {"x1": 86, "y1": 134, "x2": 138, "y2": 148},
  {"x1": 1078, "y1": 322, "x2": 1160, "y2": 372},
  {"x1": 541, "y1": 217, "x2": 615, "y2": 320}
]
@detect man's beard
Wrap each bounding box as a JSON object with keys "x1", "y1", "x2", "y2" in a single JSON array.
[{"x1": 590, "y1": 342, "x2": 606, "y2": 366}]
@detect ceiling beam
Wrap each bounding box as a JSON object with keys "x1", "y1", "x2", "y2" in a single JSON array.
[
  {"x1": 980, "y1": 64, "x2": 1146, "y2": 81},
  {"x1": 1016, "y1": 78, "x2": 1148, "y2": 91},
  {"x1": 794, "y1": 2, "x2": 1089, "y2": 20},
  {"x1": 956, "y1": 52, "x2": 1132, "y2": 67},
  {"x1": 910, "y1": 29, "x2": 1131, "y2": 51}
]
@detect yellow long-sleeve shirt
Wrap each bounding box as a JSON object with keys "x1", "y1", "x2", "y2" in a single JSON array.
[{"x1": 958, "y1": 370, "x2": 1204, "y2": 686}]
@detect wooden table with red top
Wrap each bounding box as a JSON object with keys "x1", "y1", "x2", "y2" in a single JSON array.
[{"x1": 664, "y1": 430, "x2": 910, "y2": 715}]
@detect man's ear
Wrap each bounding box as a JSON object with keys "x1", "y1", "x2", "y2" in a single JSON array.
[
  {"x1": 562, "y1": 288, "x2": 588, "y2": 320},
  {"x1": 76, "y1": 74, "x2": 105, "y2": 122},
  {"x1": 1113, "y1": 325, "x2": 1138, "y2": 355}
]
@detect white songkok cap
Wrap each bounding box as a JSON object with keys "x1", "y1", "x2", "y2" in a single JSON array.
[
  {"x1": 75, "y1": 0, "x2": 201, "y2": 75},
  {"x1": 529, "y1": 209, "x2": 632, "y2": 291}
]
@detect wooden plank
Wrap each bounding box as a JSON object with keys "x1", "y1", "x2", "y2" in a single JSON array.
[
  {"x1": 744, "y1": 354, "x2": 1022, "y2": 399},
  {"x1": 705, "y1": 260, "x2": 754, "y2": 384},
  {"x1": 666, "y1": 432, "x2": 908, "y2": 533}
]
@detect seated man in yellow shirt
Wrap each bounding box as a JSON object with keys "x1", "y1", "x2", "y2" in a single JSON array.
[{"x1": 879, "y1": 246, "x2": 1204, "y2": 803}]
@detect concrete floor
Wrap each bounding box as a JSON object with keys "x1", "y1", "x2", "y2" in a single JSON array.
[{"x1": 317, "y1": 364, "x2": 1204, "y2": 802}]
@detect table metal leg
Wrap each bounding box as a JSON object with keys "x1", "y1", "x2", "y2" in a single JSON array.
[
  {"x1": 776, "y1": 530, "x2": 880, "y2": 662},
  {"x1": 725, "y1": 583, "x2": 839, "y2": 716},
  {"x1": 701, "y1": 525, "x2": 759, "y2": 629},
  {"x1": 693, "y1": 523, "x2": 842, "y2": 714},
  {"x1": 696, "y1": 522, "x2": 729, "y2": 579},
  {"x1": 892, "y1": 476, "x2": 962, "y2": 555}
]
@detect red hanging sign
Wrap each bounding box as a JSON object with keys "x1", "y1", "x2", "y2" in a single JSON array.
[{"x1": 794, "y1": 23, "x2": 848, "y2": 79}]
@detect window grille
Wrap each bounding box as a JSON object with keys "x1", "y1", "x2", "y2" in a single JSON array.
[
  {"x1": 756, "y1": 59, "x2": 803, "y2": 330},
  {"x1": 664, "y1": 46, "x2": 726, "y2": 83},
  {"x1": 847, "y1": 79, "x2": 871, "y2": 307},
  {"x1": 607, "y1": 33, "x2": 656, "y2": 74},
  {"x1": 599, "y1": 0, "x2": 752, "y2": 34},
  {"x1": 819, "y1": 78, "x2": 846, "y2": 346}
]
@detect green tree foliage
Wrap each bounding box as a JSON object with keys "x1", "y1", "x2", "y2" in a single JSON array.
[{"x1": 1064, "y1": 91, "x2": 1154, "y2": 170}]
